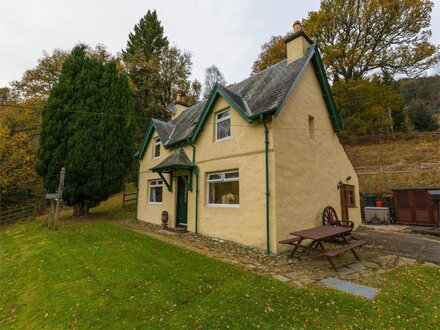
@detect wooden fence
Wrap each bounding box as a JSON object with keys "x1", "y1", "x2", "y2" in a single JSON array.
[
  {"x1": 0, "y1": 203, "x2": 46, "y2": 225},
  {"x1": 355, "y1": 162, "x2": 440, "y2": 175},
  {"x1": 122, "y1": 192, "x2": 137, "y2": 207}
]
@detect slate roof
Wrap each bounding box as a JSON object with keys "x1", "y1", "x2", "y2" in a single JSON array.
[
  {"x1": 150, "y1": 148, "x2": 194, "y2": 172},
  {"x1": 137, "y1": 43, "x2": 341, "y2": 159},
  {"x1": 150, "y1": 45, "x2": 315, "y2": 147}
]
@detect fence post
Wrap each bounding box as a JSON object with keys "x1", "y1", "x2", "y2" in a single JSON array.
[{"x1": 53, "y1": 167, "x2": 66, "y2": 230}]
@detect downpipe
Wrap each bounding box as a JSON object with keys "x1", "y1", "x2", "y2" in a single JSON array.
[
  {"x1": 260, "y1": 114, "x2": 271, "y2": 255},
  {"x1": 187, "y1": 140, "x2": 199, "y2": 234}
]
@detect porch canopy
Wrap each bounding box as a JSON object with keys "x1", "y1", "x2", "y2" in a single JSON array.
[{"x1": 150, "y1": 148, "x2": 194, "y2": 192}]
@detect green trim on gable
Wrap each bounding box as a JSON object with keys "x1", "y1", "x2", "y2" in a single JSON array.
[
  {"x1": 274, "y1": 45, "x2": 342, "y2": 132},
  {"x1": 311, "y1": 49, "x2": 343, "y2": 132},
  {"x1": 190, "y1": 84, "x2": 252, "y2": 143},
  {"x1": 135, "y1": 122, "x2": 155, "y2": 160}
]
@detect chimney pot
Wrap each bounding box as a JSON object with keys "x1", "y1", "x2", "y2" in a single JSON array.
[
  {"x1": 176, "y1": 92, "x2": 181, "y2": 102},
  {"x1": 293, "y1": 20, "x2": 302, "y2": 32},
  {"x1": 181, "y1": 95, "x2": 187, "y2": 103}
]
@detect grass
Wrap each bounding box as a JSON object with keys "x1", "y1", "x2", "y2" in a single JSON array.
[
  {"x1": 344, "y1": 136, "x2": 439, "y2": 167},
  {"x1": 344, "y1": 135, "x2": 440, "y2": 195},
  {"x1": 1, "y1": 217, "x2": 439, "y2": 329}
]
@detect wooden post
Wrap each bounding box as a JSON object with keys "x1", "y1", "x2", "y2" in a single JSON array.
[
  {"x1": 53, "y1": 167, "x2": 66, "y2": 230},
  {"x1": 45, "y1": 199, "x2": 55, "y2": 228}
]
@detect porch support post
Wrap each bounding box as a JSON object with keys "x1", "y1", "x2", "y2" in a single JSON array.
[
  {"x1": 177, "y1": 168, "x2": 192, "y2": 192},
  {"x1": 157, "y1": 171, "x2": 173, "y2": 192}
]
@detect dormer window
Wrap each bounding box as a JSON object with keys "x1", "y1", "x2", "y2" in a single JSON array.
[
  {"x1": 153, "y1": 137, "x2": 160, "y2": 159},
  {"x1": 215, "y1": 109, "x2": 231, "y2": 141}
]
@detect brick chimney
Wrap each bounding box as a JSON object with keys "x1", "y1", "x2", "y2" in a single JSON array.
[
  {"x1": 284, "y1": 20, "x2": 312, "y2": 62},
  {"x1": 171, "y1": 93, "x2": 190, "y2": 119}
]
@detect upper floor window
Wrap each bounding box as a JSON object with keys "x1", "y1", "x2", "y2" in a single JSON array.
[
  {"x1": 153, "y1": 137, "x2": 160, "y2": 159},
  {"x1": 215, "y1": 109, "x2": 231, "y2": 141}
]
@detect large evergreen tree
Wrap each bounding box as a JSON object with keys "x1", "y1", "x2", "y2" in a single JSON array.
[
  {"x1": 122, "y1": 10, "x2": 168, "y2": 138},
  {"x1": 122, "y1": 11, "x2": 198, "y2": 141},
  {"x1": 36, "y1": 45, "x2": 136, "y2": 216},
  {"x1": 122, "y1": 10, "x2": 168, "y2": 62}
]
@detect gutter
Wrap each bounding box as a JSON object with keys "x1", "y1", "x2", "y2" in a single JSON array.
[
  {"x1": 187, "y1": 140, "x2": 199, "y2": 234},
  {"x1": 260, "y1": 114, "x2": 271, "y2": 255}
]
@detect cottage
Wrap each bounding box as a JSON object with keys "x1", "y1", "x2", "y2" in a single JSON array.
[{"x1": 135, "y1": 21, "x2": 361, "y2": 253}]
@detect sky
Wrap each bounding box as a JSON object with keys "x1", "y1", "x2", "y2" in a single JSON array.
[{"x1": 1, "y1": 0, "x2": 439, "y2": 88}]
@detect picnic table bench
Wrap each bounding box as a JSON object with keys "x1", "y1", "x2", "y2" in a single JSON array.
[{"x1": 279, "y1": 226, "x2": 366, "y2": 271}]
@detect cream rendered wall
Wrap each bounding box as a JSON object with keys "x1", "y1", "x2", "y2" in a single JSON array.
[
  {"x1": 137, "y1": 134, "x2": 177, "y2": 227},
  {"x1": 187, "y1": 97, "x2": 277, "y2": 251},
  {"x1": 137, "y1": 96, "x2": 277, "y2": 251},
  {"x1": 272, "y1": 63, "x2": 361, "y2": 251}
]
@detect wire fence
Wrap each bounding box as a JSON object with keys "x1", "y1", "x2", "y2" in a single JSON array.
[{"x1": 355, "y1": 162, "x2": 440, "y2": 175}]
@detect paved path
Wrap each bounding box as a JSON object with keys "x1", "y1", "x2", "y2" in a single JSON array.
[{"x1": 355, "y1": 229, "x2": 440, "y2": 263}]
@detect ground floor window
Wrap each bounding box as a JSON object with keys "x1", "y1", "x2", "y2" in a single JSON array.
[
  {"x1": 149, "y1": 180, "x2": 163, "y2": 204},
  {"x1": 207, "y1": 170, "x2": 239, "y2": 206}
]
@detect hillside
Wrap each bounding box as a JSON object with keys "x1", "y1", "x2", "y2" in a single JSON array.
[
  {"x1": 398, "y1": 76, "x2": 440, "y2": 113},
  {"x1": 344, "y1": 133, "x2": 440, "y2": 195}
]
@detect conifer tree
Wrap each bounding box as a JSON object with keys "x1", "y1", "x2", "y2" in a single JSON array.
[
  {"x1": 122, "y1": 10, "x2": 168, "y2": 139},
  {"x1": 36, "y1": 45, "x2": 136, "y2": 216}
]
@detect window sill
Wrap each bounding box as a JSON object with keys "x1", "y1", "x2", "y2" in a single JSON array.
[
  {"x1": 214, "y1": 137, "x2": 231, "y2": 143},
  {"x1": 206, "y1": 204, "x2": 239, "y2": 208},
  {"x1": 149, "y1": 202, "x2": 162, "y2": 205}
]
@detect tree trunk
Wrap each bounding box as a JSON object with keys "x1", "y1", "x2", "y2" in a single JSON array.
[{"x1": 73, "y1": 200, "x2": 89, "y2": 216}]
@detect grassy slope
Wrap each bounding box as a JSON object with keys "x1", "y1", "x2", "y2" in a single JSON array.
[
  {"x1": 344, "y1": 135, "x2": 440, "y2": 195},
  {"x1": 1, "y1": 216, "x2": 439, "y2": 329}
]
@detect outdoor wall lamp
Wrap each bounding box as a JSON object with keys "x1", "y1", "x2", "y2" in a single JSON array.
[
  {"x1": 346, "y1": 176, "x2": 352, "y2": 182},
  {"x1": 337, "y1": 181, "x2": 343, "y2": 189}
]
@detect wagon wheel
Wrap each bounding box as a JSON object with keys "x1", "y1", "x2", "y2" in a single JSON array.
[{"x1": 322, "y1": 206, "x2": 339, "y2": 226}]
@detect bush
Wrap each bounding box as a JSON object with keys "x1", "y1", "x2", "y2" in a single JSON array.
[{"x1": 408, "y1": 99, "x2": 439, "y2": 132}]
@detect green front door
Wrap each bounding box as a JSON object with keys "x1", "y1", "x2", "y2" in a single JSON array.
[{"x1": 176, "y1": 176, "x2": 188, "y2": 227}]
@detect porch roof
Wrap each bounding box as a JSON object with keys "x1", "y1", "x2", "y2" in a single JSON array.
[{"x1": 150, "y1": 148, "x2": 194, "y2": 173}]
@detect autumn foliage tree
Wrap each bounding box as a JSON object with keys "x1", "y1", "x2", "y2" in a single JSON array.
[
  {"x1": 305, "y1": 0, "x2": 438, "y2": 81},
  {"x1": 250, "y1": 0, "x2": 437, "y2": 137},
  {"x1": 251, "y1": 35, "x2": 287, "y2": 74},
  {"x1": 333, "y1": 77, "x2": 403, "y2": 138},
  {"x1": 0, "y1": 100, "x2": 41, "y2": 207}
]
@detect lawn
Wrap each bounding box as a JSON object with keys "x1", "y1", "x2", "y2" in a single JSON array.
[{"x1": 1, "y1": 218, "x2": 439, "y2": 329}]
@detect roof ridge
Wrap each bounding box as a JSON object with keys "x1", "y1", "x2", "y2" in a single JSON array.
[{"x1": 233, "y1": 59, "x2": 288, "y2": 87}]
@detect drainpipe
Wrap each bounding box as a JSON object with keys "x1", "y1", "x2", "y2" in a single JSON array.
[
  {"x1": 260, "y1": 114, "x2": 270, "y2": 255},
  {"x1": 135, "y1": 160, "x2": 140, "y2": 223},
  {"x1": 187, "y1": 140, "x2": 199, "y2": 234}
]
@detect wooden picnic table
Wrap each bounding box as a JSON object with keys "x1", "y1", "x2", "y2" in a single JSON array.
[{"x1": 281, "y1": 226, "x2": 366, "y2": 271}]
